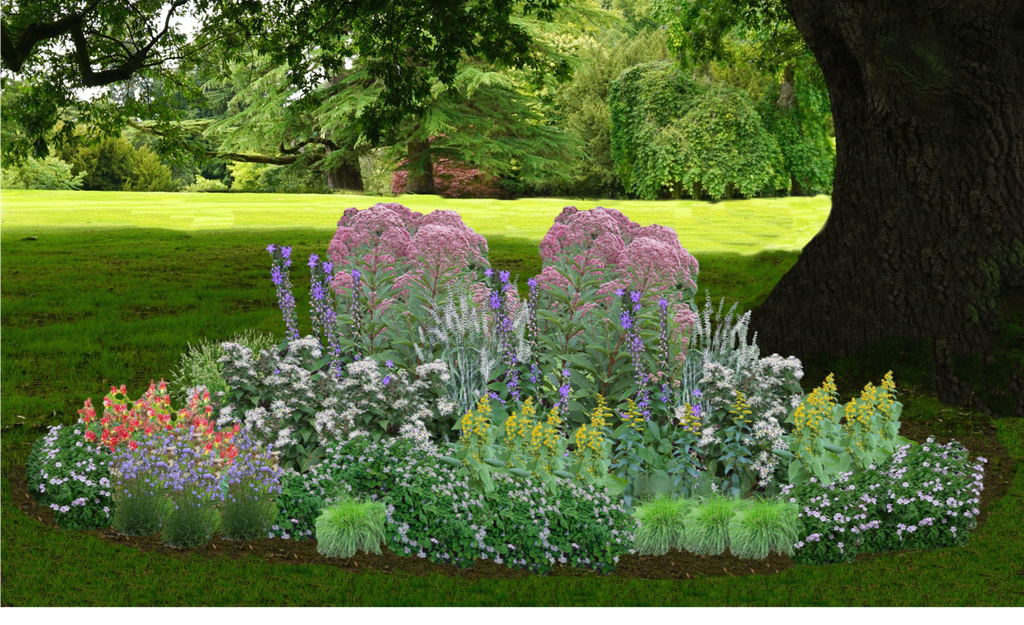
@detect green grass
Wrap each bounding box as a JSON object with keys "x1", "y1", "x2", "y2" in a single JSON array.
[{"x1": 2, "y1": 190, "x2": 1022, "y2": 606}]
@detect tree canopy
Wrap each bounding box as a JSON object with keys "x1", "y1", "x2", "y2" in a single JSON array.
[{"x1": 0, "y1": 0, "x2": 568, "y2": 163}]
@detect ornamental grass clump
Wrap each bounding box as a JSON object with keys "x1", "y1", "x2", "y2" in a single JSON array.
[
  {"x1": 158, "y1": 438, "x2": 227, "y2": 549},
  {"x1": 632, "y1": 495, "x2": 699, "y2": 556},
  {"x1": 727, "y1": 496, "x2": 802, "y2": 559},
  {"x1": 681, "y1": 493, "x2": 753, "y2": 556},
  {"x1": 109, "y1": 435, "x2": 176, "y2": 536},
  {"x1": 315, "y1": 497, "x2": 388, "y2": 559}
]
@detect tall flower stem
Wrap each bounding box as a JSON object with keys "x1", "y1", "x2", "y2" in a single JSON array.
[
  {"x1": 267, "y1": 244, "x2": 299, "y2": 341},
  {"x1": 620, "y1": 289, "x2": 653, "y2": 420},
  {"x1": 308, "y1": 254, "x2": 344, "y2": 378}
]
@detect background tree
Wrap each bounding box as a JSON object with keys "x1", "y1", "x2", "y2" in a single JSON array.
[
  {"x1": 1, "y1": 0, "x2": 570, "y2": 166},
  {"x1": 609, "y1": 60, "x2": 790, "y2": 200},
  {"x1": 197, "y1": 3, "x2": 601, "y2": 195},
  {"x1": 551, "y1": 27, "x2": 671, "y2": 197},
  {"x1": 747, "y1": 0, "x2": 1024, "y2": 416},
  {"x1": 656, "y1": 0, "x2": 834, "y2": 196}
]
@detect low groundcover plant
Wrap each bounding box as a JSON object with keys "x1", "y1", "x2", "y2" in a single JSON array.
[{"x1": 783, "y1": 437, "x2": 986, "y2": 565}]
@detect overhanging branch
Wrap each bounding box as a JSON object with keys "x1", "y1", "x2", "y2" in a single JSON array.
[{"x1": 126, "y1": 119, "x2": 324, "y2": 166}]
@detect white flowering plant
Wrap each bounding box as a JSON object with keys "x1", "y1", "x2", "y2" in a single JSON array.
[
  {"x1": 606, "y1": 290, "x2": 805, "y2": 502},
  {"x1": 216, "y1": 336, "x2": 455, "y2": 474}
]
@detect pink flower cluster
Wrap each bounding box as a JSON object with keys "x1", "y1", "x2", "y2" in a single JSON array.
[
  {"x1": 535, "y1": 206, "x2": 700, "y2": 356},
  {"x1": 392, "y1": 158, "x2": 511, "y2": 199},
  {"x1": 327, "y1": 203, "x2": 491, "y2": 305}
]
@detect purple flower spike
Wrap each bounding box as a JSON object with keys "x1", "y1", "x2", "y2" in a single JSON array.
[
  {"x1": 631, "y1": 290, "x2": 641, "y2": 303},
  {"x1": 620, "y1": 313, "x2": 632, "y2": 329},
  {"x1": 499, "y1": 270, "x2": 510, "y2": 284},
  {"x1": 308, "y1": 254, "x2": 319, "y2": 268},
  {"x1": 281, "y1": 246, "x2": 292, "y2": 259}
]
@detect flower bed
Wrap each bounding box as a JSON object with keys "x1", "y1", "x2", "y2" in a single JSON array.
[
  {"x1": 25, "y1": 203, "x2": 988, "y2": 573},
  {"x1": 25, "y1": 413, "x2": 985, "y2": 570}
]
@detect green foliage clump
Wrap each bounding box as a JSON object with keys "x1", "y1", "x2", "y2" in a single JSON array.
[
  {"x1": 757, "y1": 69, "x2": 835, "y2": 196},
  {"x1": 184, "y1": 175, "x2": 230, "y2": 192},
  {"x1": 660, "y1": 88, "x2": 789, "y2": 199},
  {"x1": 727, "y1": 497, "x2": 802, "y2": 559},
  {"x1": 632, "y1": 494, "x2": 699, "y2": 556},
  {"x1": 227, "y1": 161, "x2": 329, "y2": 194},
  {"x1": 168, "y1": 329, "x2": 280, "y2": 409},
  {"x1": 26, "y1": 424, "x2": 117, "y2": 530},
  {"x1": 681, "y1": 492, "x2": 753, "y2": 556},
  {"x1": 123, "y1": 145, "x2": 178, "y2": 191},
  {"x1": 610, "y1": 61, "x2": 789, "y2": 200},
  {"x1": 0, "y1": 156, "x2": 85, "y2": 190},
  {"x1": 61, "y1": 135, "x2": 177, "y2": 192},
  {"x1": 551, "y1": 29, "x2": 671, "y2": 196},
  {"x1": 315, "y1": 498, "x2": 387, "y2": 559},
  {"x1": 609, "y1": 61, "x2": 698, "y2": 197}
]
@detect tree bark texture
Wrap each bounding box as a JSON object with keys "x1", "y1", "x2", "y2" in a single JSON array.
[
  {"x1": 404, "y1": 139, "x2": 436, "y2": 194},
  {"x1": 750, "y1": 1, "x2": 1024, "y2": 412},
  {"x1": 325, "y1": 162, "x2": 364, "y2": 191}
]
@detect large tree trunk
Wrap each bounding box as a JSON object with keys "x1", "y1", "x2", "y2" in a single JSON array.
[
  {"x1": 325, "y1": 161, "x2": 364, "y2": 191},
  {"x1": 749, "y1": 1, "x2": 1024, "y2": 413},
  {"x1": 404, "y1": 139, "x2": 435, "y2": 194}
]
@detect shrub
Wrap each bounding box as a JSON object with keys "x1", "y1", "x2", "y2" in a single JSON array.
[
  {"x1": 315, "y1": 498, "x2": 388, "y2": 558},
  {"x1": 124, "y1": 145, "x2": 177, "y2": 192},
  {"x1": 1, "y1": 156, "x2": 85, "y2": 190},
  {"x1": 72, "y1": 136, "x2": 135, "y2": 190},
  {"x1": 184, "y1": 175, "x2": 230, "y2": 192},
  {"x1": 26, "y1": 424, "x2": 116, "y2": 530},
  {"x1": 391, "y1": 157, "x2": 510, "y2": 199},
  {"x1": 609, "y1": 61, "x2": 699, "y2": 197},
  {"x1": 656, "y1": 88, "x2": 788, "y2": 200},
  {"x1": 227, "y1": 161, "x2": 329, "y2": 193},
  {"x1": 609, "y1": 61, "x2": 789, "y2": 200},
  {"x1": 550, "y1": 29, "x2": 671, "y2": 197}
]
